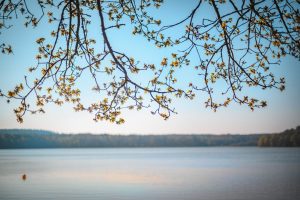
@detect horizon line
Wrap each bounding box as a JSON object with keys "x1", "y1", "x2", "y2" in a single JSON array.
[{"x1": 0, "y1": 127, "x2": 293, "y2": 136}]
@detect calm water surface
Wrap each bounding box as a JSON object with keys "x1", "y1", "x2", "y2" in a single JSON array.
[{"x1": 0, "y1": 147, "x2": 299, "y2": 200}]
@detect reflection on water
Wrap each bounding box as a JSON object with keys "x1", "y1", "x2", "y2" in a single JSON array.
[
  {"x1": 47, "y1": 169, "x2": 168, "y2": 184},
  {"x1": 0, "y1": 147, "x2": 300, "y2": 200}
]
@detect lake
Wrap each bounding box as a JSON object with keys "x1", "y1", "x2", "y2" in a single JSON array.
[{"x1": 0, "y1": 147, "x2": 299, "y2": 200}]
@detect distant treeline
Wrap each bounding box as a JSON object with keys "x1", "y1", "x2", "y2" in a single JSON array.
[
  {"x1": 0, "y1": 129, "x2": 261, "y2": 148},
  {"x1": 257, "y1": 126, "x2": 300, "y2": 147},
  {"x1": 0, "y1": 127, "x2": 299, "y2": 148}
]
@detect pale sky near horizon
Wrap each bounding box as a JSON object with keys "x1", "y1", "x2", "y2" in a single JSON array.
[{"x1": 0, "y1": 0, "x2": 299, "y2": 134}]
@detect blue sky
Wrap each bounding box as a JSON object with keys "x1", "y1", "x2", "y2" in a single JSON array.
[{"x1": 0, "y1": 0, "x2": 299, "y2": 134}]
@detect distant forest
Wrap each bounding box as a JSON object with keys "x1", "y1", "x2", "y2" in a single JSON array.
[
  {"x1": 257, "y1": 126, "x2": 300, "y2": 147},
  {"x1": 0, "y1": 127, "x2": 299, "y2": 148}
]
